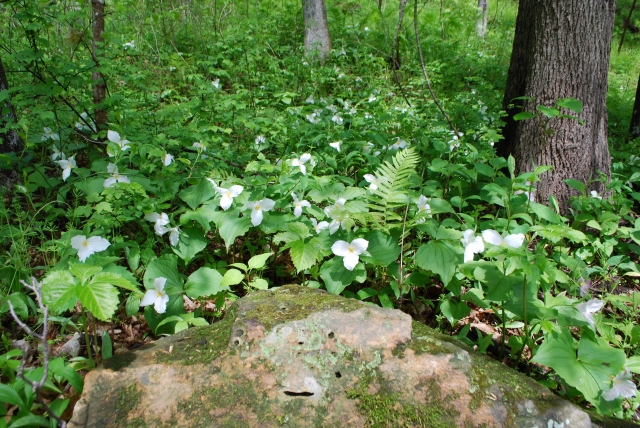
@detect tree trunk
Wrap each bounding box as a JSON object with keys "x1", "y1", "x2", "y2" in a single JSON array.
[
  {"x1": 92, "y1": 0, "x2": 107, "y2": 129},
  {"x1": 302, "y1": 0, "x2": 331, "y2": 61},
  {"x1": 476, "y1": 0, "x2": 488, "y2": 38},
  {"x1": 496, "y1": 0, "x2": 615, "y2": 213},
  {"x1": 629, "y1": 72, "x2": 640, "y2": 139},
  {"x1": 0, "y1": 55, "x2": 23, "y2": 189}
]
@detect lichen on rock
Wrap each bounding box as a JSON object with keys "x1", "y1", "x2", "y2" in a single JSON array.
[{"x1": 69, "y1": 284, "x2": 610, "y2": 427}]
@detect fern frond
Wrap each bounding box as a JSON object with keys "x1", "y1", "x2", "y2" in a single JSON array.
[{"x1": 365, "y1": 147, "x2": 420, "y2": 230}]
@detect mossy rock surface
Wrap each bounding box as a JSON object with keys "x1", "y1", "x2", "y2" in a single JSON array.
[{"x1": 69, "y1": 285, "x2": 627, "y2": 427}]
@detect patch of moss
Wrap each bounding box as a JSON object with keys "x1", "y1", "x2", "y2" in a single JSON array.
[
  {"x1": 155, "y1": 305, "x2": 237, "y2": 366},
  {"x1": 115, "y1": 383, "x2": 143, "y2": 426},
  {"x1": 346, "y1": 370, "x2": 459, "y2": 427},
  {"x1": 240, "y1": 285, "x2": 364, "y2": 331}
]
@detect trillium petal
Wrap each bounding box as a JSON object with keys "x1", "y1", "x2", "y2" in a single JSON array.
[
  {"x1": 261, "y1": 198, "x2": 276, "y2": 211},
  {"x1": 104, "y1": 177, "x2": 117, "y2": 188},
  {"x1": 331, "y1": 240, "x2": 351, "y2": 257},
  {"x1": 329, "y1": 220, "x2": 340, "y2": 234},
  {"x1": 228, "y1": 185, "x2": 244, "y2": 197},
  {"x1": 107, "y1": 163, "x2": 117, "y2": 174},
  {"x1": 481, "y1": 230, "x2": 503, "y2": 246},
  {"x1": 140, "y1": 290, "x2": 157, "y2": 307},
  {"x1": 504, "y1": 233, "x2": 525, "y2": 248},
  {"x1": 87, "y1": 236, "x2": 110, "y2": 252},
  {"x1": 154, "y1": 293, "x2": 169, "y2": 314},
  {"x1": 169, "y1": 228, "x2": 179, "y2": 246},
  {"x1": 300, "y1": 153, "x2": 312, "y2": 164},
  {"x1": 70, "y1": 235, "x2": 87, "y2": 250},
  {"x1": 107, "y1": 130, "x2": 121, "y2": 143},
  {"x1": 463, "y1": 247, "x2": 475, "y2": 263},
  {"x1": 299, "y1": 164, "x2": 307, "y2": 175},
  {"x1": 294, "y1": 205, "x2": 302, "y2": 217},
  {"x1": 153, "y1": 277, "x2": 167, "y2": 291},
  {"x1": 350, "y1": 238, "x2": 369, "y2": 255},
  {"x1": 251, "y1": 208, "x2": 263, "y2": 226},
  {"x1": 300, "y1": 200, "x2": 311, "y2": 208},
  {"x1": 220, "y1": 195, "x2": 233, "y2": 210},
  {"x1": 317, "y1": 221, "x2": 329, "y2": 232},
  {"x1": 343, "y1": 253, "x2": 359, "y2": 270}
]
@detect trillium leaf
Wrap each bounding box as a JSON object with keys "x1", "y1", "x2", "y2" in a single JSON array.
[
  {"x1": 218, "y1": 215, "x2": 252, "y2": 250},
  {"x1": 415, "y1": 241, "x2": 458, "y2": 286},
  {"x1": 220, "y1": 269, "x2": 244, "y2": 288},
  {"x1": 320, "y1": 257, "x2": 366, "y2": 295},
  {"x1": 144, "y1": 254, "x2": 183, "y2": 295},
  {"x1": 249, "y1": 278, "x2": 269, "y2": 290},
  {"x1": 361, "y1": 230, "x2": 400, "y2": 266},
  {"x1": 179, "y1": 178, "x2": 216, "y2": 210},
  {"x1": 185, "y1": 267, "x2": 226, "y2": 298},
  {"x1": 173, "y1": 227, "x2": 208, "y2": 264},
  {"x1": 439, "y1": 298, "x2": 471, "y2": 325},
  {"x1": 76, "y1": 281, "x2": 119, "y2": 321},
  {"x1": 69, "y1": 263, "x2": 102, "y2": 284},
  {"x1": 248, "y1": 252, "x2": 273, "y2": 270},
  {"x1": 89, "y1": 272, "x2": 140, "y2": 293}
]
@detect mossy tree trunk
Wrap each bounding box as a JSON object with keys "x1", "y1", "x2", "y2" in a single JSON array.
[
  {"x1": 302, "y1": 0, "x2": 331, "y2": 61},
  {"x1": 496, "y1": 0, "x2": 615, "y2": 213}
]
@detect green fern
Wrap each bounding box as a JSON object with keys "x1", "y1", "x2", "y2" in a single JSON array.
[{"x1": 361, "y1": 147, "x2": 420, "y2": 231}]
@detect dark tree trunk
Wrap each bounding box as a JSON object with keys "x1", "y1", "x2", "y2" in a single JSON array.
[
  {"x1": 92, "y1": 0, "x2": 107, "y2": 129},
  {"x1": 496, "y1": 0, "x2": 615, "y2": 213},
  {"x1": 0, "y1": 55, "x2": 23, "y2": 189},
  {"x1": 302, "y1": 0, "x2": 331, "y2": 60},
  {"x1": 476, "y1": 0, "x2": 488, "y2": 38},
  {"x1": 629, "y1": 73, "x2": 640, "y2": 139}
]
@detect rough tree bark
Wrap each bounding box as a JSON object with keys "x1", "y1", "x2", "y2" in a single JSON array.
[
  {"x1": 0, "y1": 55, "x2": 23, "y2": 189},
  {"x1": 496, "y1": 0, "x2": 615, "y2": 213},
  {"x1": 92, "y1": 0, "x2": 107, "y2": 129},
  {"x1": 629, "y1": 72, "x2": 640, "y2": 139},
  {"x1": 302, "y1": 0, "x2": 331, "y2": 60},
  {"x1": 476, "y1": 0, "x2": 488, "y2": 38}
]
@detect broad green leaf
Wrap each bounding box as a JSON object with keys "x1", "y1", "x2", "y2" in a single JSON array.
[
  {"x1": 42, "y1": 271, "x2": 78, "y2": 313},
  {"x1": 0, "y1": 383, "x2": 24, "y2": 407},
  {"x1": 220, "y1": 269, "x2": 244, "y2": 288},
  {"x1": 124, "y1": 245, "x2": 140, "y2": 271},
  {"x1": 52, "y1": 365, "x2": 84, "y2": 394},
  {"x1": 143, "y1": 254, "x2": 183, "y2": 295},
  {"x1": 284, "y1": 222, "x2": 311, "y2": 240},
  {"x1": 76, "y1": 282, "x2": 119, "y2": 321},
  {"x1": 473, "y1": 266, "x2": 521, "y2": 301},
  {"x1": 249, "y1": 278, "x2": 269, "y2": 290},
  {"x1": 184, "y1": 267, "x2": 226, "y2": 298},
  {"x1": 530, "y1": 224, "x2": 586, "y2": 244},
  {"x1": 557, "y1": 97, "x2": 583, "y2": 114},
  {"x1": 626, "y1": 356, "x2": 640, "y2": 374},
  {"x1": 218, "y1": 215, "x2": 252, "y2": 249},
  {"x1": 173, "y1": 227, "x2": 208, "y2": 264},
  {"x1": 507, "y1": 155, "x2": 516, "y2": 178},
  {"x1": 156, "y1": 316, "x2": 185, "y2": 332},
  {"x1": 536, "y1": 105, "x2": 559, "y2": 118},
  {"x1": 248, "y1": 252, "x2": 273, "y2": 270},
  {"x1": 415, "y1": 241, "x2": 458, "y2": 286},
  {"x1": 89, "y1": 272, "x2": 139, "y2": 293},
  {"x1": 179, "y1": 178, "x2": 216, "y2": 210},
  {"x1": 513, "y1": 111, "x2": 534, "y2": 121},
  {"x1": 1, "y1": 293, "x2": 28, "y2": 319},
  {"x1": 6, "y1": 414, "x2": 50, "y2": 427},
  {"x1": 361, "y1": 230, "x2": 400, "y2": 266},
  {"x1": 69, "y1": 263, "x2": 102, "y2": 284},
  {"x1": 564, "y1": 179, "x2": 586, "y2": 193},
  {"x1": 102, "y1": 330, "x2": 113, "y2": 359},
  {"x1": 320, "y1": 257, "x2": 366, "y2": 295},
  {"x1": 527, "y1": 201, "x2": 563, "y2": 224},
  {"x1": 439, "y1": 298, "x2": 471, "y2": 325},
  {"x1": 289, "y1": 240, "x2": 319, "y2": 273}
]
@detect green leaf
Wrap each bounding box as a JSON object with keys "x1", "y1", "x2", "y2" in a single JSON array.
[
  {"x1": 513, "y1": 111, "x2": 534, "y2": 121},
  {"x1": 218, "y1": 215, "x2": 252, "y2": 250},
  {"x1": 42, "y1": 271, "x2": 78, "y2": 313},
  {"x1": 179, "y1": 178, "x2": 216, "y2": 210},
  {"x1": 172, "y1": 227, "x2": 208, "y2": 264},
  {"x1": 7, "y1": 414, "x2": 50, "y2": 427},
  {"x1": 248, "y1": 252, "x2": 273, "y2": 270},
  {"x1": 184, "y1": 267, "x2": 226, "y2": 298},
  {"x1": 507, "y1": 155, "x2": 516, "y2": 178},
  {"x1": 536, "y1": 105, "x2": 559, "y2": 118},
  {"x1": 89, "y1": 272, "x2": 139, "y2": 293},
  {"x1": 626, "y1": 356, "x2": 640, "y2": 374},
  {"x1": 69, "y1": 263, "x2": 102, "y2": 284},
  {"x1": 156, "y1": 315, "x2": 185, "y2": 332},
  {"x1": 52, "y1": 365, "x2": 84, "y2": 394},
  {"x1": 320, "y1": 257, "x2": 366, "y2": 295},
  {"x1": 557, "y1": 97, "x2": 583, "y2": 114},
  {"x1": 415, "y1": 241, "x2": 458, "y2": 286},
  {"x1": 564, "y1": 179, "x2": 586, "y2": 194},
  {"x1": 361, "y1": 230, "x2": 400, "y2": 266},
  {"x1": 144, "y1": 254, "x2": 183, "y2": 295},
  {"x1": 527, "y1": 201, "x2": 563, "y2": 224},
  {"x1": 249, "y1": 278, "x2": 269, "y2": 290},
  {"x1": 531, "y1": 330, "x2": 625, "y2": 405},
  {"x1": 289, "y1": 240, "x2": 319, "y2": 273},
  {"x1": 76, "y1": 282, "x2": 119, "y2": 321},
  {"x1": 439, "y1": 299, "x2": 471, "y2": 325},
  {"x1": 0, "y1": 383, "x2": 24, "y2": 407},
  {"x1": 530, "y1": 225, "x2": 586, "y2": 244},
  {"x1": 220, "y1": 269, "x2": 244, "y2": 288},
  {"x1": 102, "y1": 331, "x2": 113, "y2": 359},
  {"x1": 474, "y1": 266, "x2": 521, "y2": 301}
]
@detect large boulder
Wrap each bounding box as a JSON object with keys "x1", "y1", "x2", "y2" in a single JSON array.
[{"x1": 69, "y1": 285, "x2": 626, "y2": 427}]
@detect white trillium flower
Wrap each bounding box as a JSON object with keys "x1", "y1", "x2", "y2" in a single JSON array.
[
  {"x1": 306, "y1": 95, "x2": 315, "y2": 104},
  {"x1": 104, "y1": 163, "x2": 130, "y2": 188},
  {"x1": 363, "y1": 174, "x2": 385, "y2": 191},
  {"x1": 291, "y1": 193, "x2": 311, "y2": 218},
  {"x1": 57, "y1": 155, "x2": 76, "y2": 181},
  {"x1": 163, "y1": 153, "x2": 174, "y2": 166},
  {"x1": 575, "y1": 299, "x2": 604, "y2": 328},
  {"x1": 291, "y1": 153, "x2": 312, "y2": 175},
  {"x1": 368, "y1": 94, "x2": 376, "y2": 102},
  {"x1": 461, "y1": 230, "x2": 484, "y2": 263},
  {"x1": 255, "y1": 135, "x2": 266, "y2": 145},
  {"x1": 192, "y1": 141, "x2": 206, "y2": 151},
  {"x1": 324, "y1": 198, "x2": 346, "y2": 216},
  {"x1": 332, "y1": 238, "x2": 369, "y2": 271},
  {"x1": 70, "y1": 235, "x2": 110, "y2": 262},
  {"x1": 246, "y1": 198, "x2": 276, "y2": 226},
  {"x1": 329, "y1": 141, "x2": 342, "y2": 152},
  {"x1": 390, "y1": 139, "x2": 407, "y2": 150},
  {"x1": 306, "y1": 112, "x2": 321, "y2": 124},
  {"x1": 416, "y1": 195, "x2": 431, "y2": 223},
  {"x1": 602, "y1": 369, "x2": 638, "y2": 401},
  {"x1": 42, "y1": 127, "x2": 59, "y2": 141},
  {"x1": 590, "y1": 190, "x2": 602, "y2": 200},
  {"x1": 207, "y1": 179, "x2": 244, "y2": 210},
  {"x1": 156, "y1": 225, "x2": 180, "y2": 246},
  {"x1": 75, "y1": 112, "x2": 96, "y2": 132},
  {"x1": 123, "y1": 40, "x2": 135, "y2": 49},
  {"x1": 310, "y1": 218, "x2": 329, "y2": 234},
  {"x1": 481, "y1": 229, "x2": 525, "y2": 249},
  {"x1": 51, "y1": 145, "x2": 65, "y2": 161},
  {"x1": 141, "y1": 277, "x2": 170, "y2": 314},
  {"x1": 212, "y1": 79, "x2": 220, "y2": 89},
  {"x1": 331, "y1": 114, "x2": 343, "y2": 125},
  {"x1": 107, "y1": 130, "x2": 131, "y2": 156}
]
